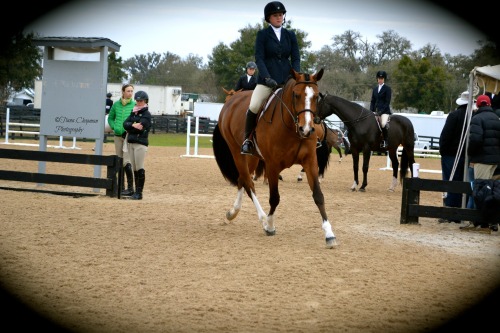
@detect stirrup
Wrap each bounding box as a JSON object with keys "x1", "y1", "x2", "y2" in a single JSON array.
[
  {"x1": 241, "y1": 139, "x2": 254, "y2": 155},
  {"x1": 316, "y1": 140, "x2": 322, "y2": 148},
  {"x1": 380, "y1": 140, "x2": 387, "y2": 149}
]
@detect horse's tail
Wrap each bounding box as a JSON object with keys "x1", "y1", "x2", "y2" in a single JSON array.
[
  {"x1": 212, "y1": 124, "x2": 239, "y2": 186},
  {"x1": 400, "y1": 148, "x2": 409, "y2": 183},
  {"x1": 254, "y1": 160, "x2": 265, "y2": 180},
  {"x1": 317, "y1": 139, "x2": 331, "y2": 177}
]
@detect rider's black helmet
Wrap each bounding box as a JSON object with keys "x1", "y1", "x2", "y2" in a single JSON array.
[
  {"x1": 134, "y1": 91, "x2": 149, "y2": 102},
  {"x1": 376, "y1": 71, "x2": 387, "y2": 80},
  {"x1": 106, "y1": 92, "x2": 112, "y2": 98},
  {"x1": 246, "y1": 61, "x2": 257, "y2": 69},
  {"x1": 264, "y1": 1, "x2": 286, "y2": 23}
]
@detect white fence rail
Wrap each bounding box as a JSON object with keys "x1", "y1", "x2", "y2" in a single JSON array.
[
  {"x1": 2, "y1": 107, "x2": 80, "y2": 149},
  {"x1": 380, "y1": 147, "x2": 441, "y2": 174}
]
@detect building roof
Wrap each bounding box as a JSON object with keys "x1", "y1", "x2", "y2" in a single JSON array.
[{"x1": 32, "y1": 36, "x2": 121, "y2": 53}]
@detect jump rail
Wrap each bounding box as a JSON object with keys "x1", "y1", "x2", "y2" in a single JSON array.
[
  {"x1": 0, "y1": 148, "x2": 123, "y2": 198},
  {"x1": 400, "y1": 178, "x2": 481, "y2": 224},
  {"x1": 180, "y1": 116, "x2": 214, "y2": 159}
]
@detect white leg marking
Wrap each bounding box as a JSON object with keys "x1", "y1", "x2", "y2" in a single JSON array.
[
  {"x1": 350, "y1": 180, "x2": 358, "y2": 191},
  {"x1": 322, "y1": 220, "x2": 335, "y2": 239},
  {"x1": 226, "y1": 187, "x2": 244, "y2": 220},
  {"x1": 388, "y1": 177, "x2": 398, "y2": 192},
  {"x1": 266, "y1": 214, "x2": 275, "y2": 233},
  {"x1": 250, "y1": 191, "x2": 267, "y2": 227},
  {"x1": 322, "y1": 220, "x2": 338, "y2": 248}
]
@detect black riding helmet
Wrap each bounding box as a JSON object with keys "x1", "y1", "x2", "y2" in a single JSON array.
[
  {"x1": 376, "y1": 70, "x2": 387, "y2": 80},
  {"x1": 134, "y1": 90, "x2": 149, "y2": 102},
  {"x1": 264, "y1": 1, "x2": 286, "y2": 23},
  {"x1": 246, "y1": 61, "x2": 257, "y2": 69}
]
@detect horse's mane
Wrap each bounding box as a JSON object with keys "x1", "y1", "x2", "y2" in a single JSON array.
[{"x1": 319, "y1": 92, "x2": 369, "y2": 120}]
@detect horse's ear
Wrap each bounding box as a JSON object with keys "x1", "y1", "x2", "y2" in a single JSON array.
[
  {"x1": 314, "y1": 68, "x2": 324, "y2": 81},
  {"x1": 319, "y1": 92, "x2": 325, "y2": 99},
  {"x1": 222, "y1": 87, "x2": 229, "y2": 94}
]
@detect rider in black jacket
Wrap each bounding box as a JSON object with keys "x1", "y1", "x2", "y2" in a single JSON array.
[{"x1": 123, "y1": 90, "x2": 152, "y2": 200}]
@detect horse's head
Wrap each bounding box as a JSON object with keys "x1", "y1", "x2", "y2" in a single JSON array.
[
  {"x1": 222, "y1": 87, "x2": 242, "y2": 103},
  {"x1": 317, "y1": 92, "x2": 332, "y2": 121},
  {"x1": 288, "y1": 68, "x2": 324, "y2": 138}
]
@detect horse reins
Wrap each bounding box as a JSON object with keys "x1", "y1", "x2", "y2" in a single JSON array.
[{"x1": 272, "y1": 76, "x2": 320, "y2": 134}]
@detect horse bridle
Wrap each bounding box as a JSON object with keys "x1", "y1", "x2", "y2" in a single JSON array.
[
  {"x1": 319, "y1": 93, "x2": 374, "y2": 129},
  {"x1": 274, "y1": 76, "x2": 320, "y2": 132}
]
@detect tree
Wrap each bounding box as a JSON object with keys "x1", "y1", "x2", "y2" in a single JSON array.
[
  {"x1": 107, "y1": 52, "x2": 127, "y2": 84},
  {"x1": 392, "y1": 56, "x2": 450, "y2": 113},
  {"x1": 0, "y1": 32, "x2": 42, "y2": 104}
]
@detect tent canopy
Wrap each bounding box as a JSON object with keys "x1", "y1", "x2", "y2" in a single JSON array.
[
  {"x1": 471, "y1": 64, "x2": 500, "y2": 95},
  {"x1": 461, "y1": 64, "x2": 500, "y2": 185}
]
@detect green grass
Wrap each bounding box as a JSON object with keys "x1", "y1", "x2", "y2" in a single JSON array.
[{"x1": 148, "y1": 133, "x2": 213, "y2": 148}]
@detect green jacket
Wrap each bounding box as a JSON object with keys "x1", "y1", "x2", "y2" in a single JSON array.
[{"x1": 108, "y1": 98, "x2": 136, "y2": 137}]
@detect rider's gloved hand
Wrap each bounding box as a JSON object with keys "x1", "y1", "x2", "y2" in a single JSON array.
[{"x1": 264, "y1": 77, "x2": 278, "y2": 88}]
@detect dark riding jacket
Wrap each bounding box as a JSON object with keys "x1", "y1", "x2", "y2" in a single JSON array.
[
  {"x1": 439, "y1": 104, "x2": 467, "y2": 158},
  {"x1": 370, "y1": 84, "x2": 392, "y2": 115},
  {"x1": 234, "y1": 74, "x2": 257, "y2": 91},
  {"x1": 255, "y1": 26, "x2": 300, "y2": 85},
  {"x1": 468, "y1": 105, "x2": 500, "y2": 165},
  {"x1": 123, "y1": 106, "x2": 152, "y2": 147}
]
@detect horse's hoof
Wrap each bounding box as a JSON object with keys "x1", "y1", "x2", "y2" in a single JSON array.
[
  {"x1": 226, "y1": 210, "x2": 237, "y2": 221},
  {"x1": 326, "y1": 237, "x2": 338, "y2": 248},
  {"x1": 359, "y1": 188, "x2": 366, "y2": 192},
  {"x1": 388, "y1": 188, "x2": 395, "y2": 192},
  {"x1": 350, "y1": 188, "x2": 356, "y2": 192},
  {"x1": 264, "y1": 228, "x2": 276, "y2": 236},
  {"x1": 297, "y1": 178, "x2": 302, "y2": 182}
]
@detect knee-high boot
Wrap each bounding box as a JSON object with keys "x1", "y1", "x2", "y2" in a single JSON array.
[
  {"x1": 380, "y1": 127, "x2": 388, "y2": 149},
  {"x1": 131, "y1": 169, "x2": 145, "y2": 200},
  {"x1": 241, "y1": 110, "x2": 257, "y2": 155},
  {"x1": 121, "y1": 163, "x2": 134, "y2": 196}
]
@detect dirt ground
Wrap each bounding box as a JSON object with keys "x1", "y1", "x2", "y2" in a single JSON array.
[{"x1": 1, "y1": 141, "x2": 499, "y2": 333}]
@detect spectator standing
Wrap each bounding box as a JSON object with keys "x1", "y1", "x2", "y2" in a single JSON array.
[
  {"x1": 105, "y1": 92, "x2": 113, "y2": 115},
  {"x1": 438, "y1": 91, "x2": 470, "y2": 222},
  {"x1": 108, "y1": 84, "x2": 136, "y2": 197},
  {"x1": 122, "y1": 91, "x2": 152, "y2": 200},
  {"x1": 370, "y1": 70, "x2": 392, "y2": 149},
  {"x1": 468, "y1": 94, "x2": 500, "y2": 180},
  {"x1": 241, "y1": 1, "x2": 300, "y2": 155},
  {"x1": 234, "y1": 61, "x2": 258, "y2": 91},
  {"x1": 467, "y1": 94, "x2": 500, "y2": 228}
]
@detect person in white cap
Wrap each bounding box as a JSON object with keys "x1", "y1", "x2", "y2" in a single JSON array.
[{"x1": 437, "y1": 90, "x2": 472, "y2": 223}]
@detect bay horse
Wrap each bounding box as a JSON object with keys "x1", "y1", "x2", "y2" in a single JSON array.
[
  {"x1": 212, "y1": 68, "x2": 338, "y2": 248},
  {"x1": 317, "y1": 92, "x2": 415, "y2": 192}
]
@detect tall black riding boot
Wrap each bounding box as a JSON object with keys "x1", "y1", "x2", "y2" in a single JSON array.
[
  {"x1": 131, "y1": 169, "x2": 145, "y2": 200},
  {"x1": 121, "y1": 163, "x2": 134, "y2": 197},
  {"x1": 241, "y1": 110, "x2": 257, "y2": 155},
  {"x1": 380, "y1": 127, "x2": 388, "y2": 149}
]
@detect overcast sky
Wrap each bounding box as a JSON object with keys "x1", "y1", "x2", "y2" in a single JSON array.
[{"x1": 24, "y1": 0, "x2": 487, "y2": 63}]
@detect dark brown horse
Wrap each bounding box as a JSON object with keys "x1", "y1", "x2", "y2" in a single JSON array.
[
  {"x1": 212, "y1": 68, "x2": 338, "y2": 248},
  {"x1": 317, "y1": 92, "x2": 415, "y2": 192}
]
